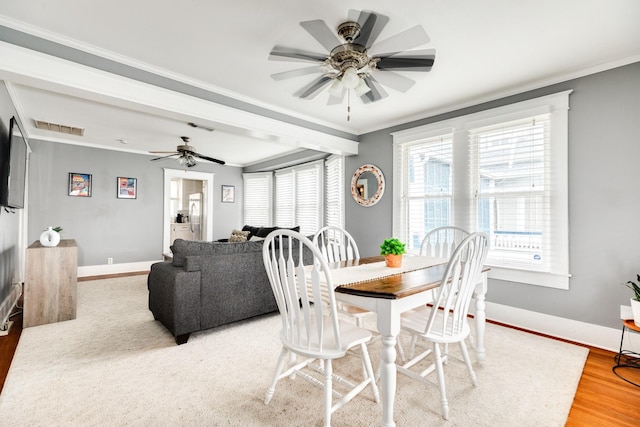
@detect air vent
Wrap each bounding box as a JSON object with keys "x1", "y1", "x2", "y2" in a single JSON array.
[{"x1": 34, "y1": 119, "x2": 85, "y2": 136}]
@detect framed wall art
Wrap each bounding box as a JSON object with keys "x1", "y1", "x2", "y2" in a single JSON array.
[
  {"x1": 117, "y1": 177, "x2": 137, "y2": 199},
  {"x1": 221, "y1": 185, "x2": 235, "y2": 203},
  {"x1": 68, "y1": 172, "x2": 92, "y2": 197}
]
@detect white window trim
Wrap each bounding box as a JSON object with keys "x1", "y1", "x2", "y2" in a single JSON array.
[{"x1": 392, "y1": 90, "x2": 572, "y2": 289}]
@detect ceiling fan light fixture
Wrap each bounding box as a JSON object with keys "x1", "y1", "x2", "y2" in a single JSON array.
[
  {"x1": 341, "y1": 67, "x2": 360, "y2": 89},
  {"x1": 328, "y1": 79, "x2": 344, "y2": 97},
  {"x1": 354, "y1": 78, "x2": 371, "y2": 96}
]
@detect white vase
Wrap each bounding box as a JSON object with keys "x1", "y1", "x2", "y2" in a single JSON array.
[
  {"x1": 40, "y1": 227, "x2": 61, "y2": 247},
  {"x1": 631, "y1": 298, "x2": 640, "y2": 327}
]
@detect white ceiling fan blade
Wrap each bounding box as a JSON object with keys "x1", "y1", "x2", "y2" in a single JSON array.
[
  {"x1": 294, "y1": 75, "x2": 333, "y2": 99},
  {"x1": 348, "y1": 9, "x2": 389, "y2": 48},
  {"x1": 376, "y1": 49, "x2": 436, "y2": 72},
  {"x1": 369, "y1": 25, "x2": 430, "y2": 56},
  {"x1": 360, "y1": 75, "x2": 389, "y2": 103},
  {"x1": 300, "y1": 19, "x2": 341, "y2": 52},
  {"x1": 271, "y1": 66, "x2": 325, "y2": 81},
  {"x1": 269, "y1": 45, "x2": 327, "y2": 63},
  {"x1": 373, "y1": 70, "x2": 416, "y2": 93}
]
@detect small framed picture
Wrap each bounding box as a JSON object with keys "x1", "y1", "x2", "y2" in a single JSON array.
[
  {"x1": 68, "y1": 173, "x2": 92, "y2": 197},
  {"x1": 117, "y1": 177, "x2": 137, "y2": 199},
  {"x1": 222, "y1": 185, "x2": 235, "y2": 203}
]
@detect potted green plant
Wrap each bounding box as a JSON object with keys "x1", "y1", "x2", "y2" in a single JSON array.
[
  {"x1": 627, "y1": 274, "x2": 640, "y2": 327},
  {"x1": 380, "y1": 238, "x2": 406, "y2": 268}
]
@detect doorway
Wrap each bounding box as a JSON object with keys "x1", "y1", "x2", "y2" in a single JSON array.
[{"x1": 163, "y1": 169, "x2": 214, "y2": 255}]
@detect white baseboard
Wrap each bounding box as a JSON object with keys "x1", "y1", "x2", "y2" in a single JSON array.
[
  {"x1": 78, "y1": 260, "x2": 161, "y2": 278},
  {"x1": 485, "y1": 301, "x2": 624, "y2": 353}
]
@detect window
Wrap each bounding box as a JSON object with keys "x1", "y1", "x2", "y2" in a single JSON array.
[
  {"x1": 244, "y1": 157, "x2": 344, "y2": 236},
  {"x1": 325, "y1": 155, "x2": 345, "y2": 229},
  {"x1": 393, "y1": 91, "x2": 571, "y2": 289},
  {"x1": 242, "y1": 172, "x2": 273, "y2": 227},
  {"x1": 275, "y1": 160, "x2": 324, "y2": 235},
  {"x1": 399, "y1": 134, "x2": 454, "y2": 252}
]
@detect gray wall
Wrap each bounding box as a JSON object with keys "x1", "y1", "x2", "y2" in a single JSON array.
[
  {"x1": 27, "y1": 140, "x2": 243, "y2": 266},
  {"x1": 346, "y1": 61, "x2": 640, "y2": 330}
]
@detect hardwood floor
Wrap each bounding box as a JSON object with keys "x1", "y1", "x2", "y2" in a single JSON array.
[
  {"x1": 0, "y1": 299, "x2": 22, "y2": 393},
  {"x1": 1, "y1": 293, "x2": 639, "y2": 425}
]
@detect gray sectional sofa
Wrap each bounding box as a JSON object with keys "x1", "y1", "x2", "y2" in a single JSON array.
[{"x1": 147, "y1": 227, "x2": 311, "y2": 344}]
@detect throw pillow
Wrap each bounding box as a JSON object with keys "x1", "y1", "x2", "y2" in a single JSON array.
[
  {"x1": 229, "y1": 229, "x2": 250, "y2": 242},
  {"x1": 242, "y1": 225, "x2": 260, "y2": 240}
]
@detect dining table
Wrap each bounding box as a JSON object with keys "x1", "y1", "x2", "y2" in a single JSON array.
[{"x1": 328, "y1": 255, "x2": 489, "y2": 427}]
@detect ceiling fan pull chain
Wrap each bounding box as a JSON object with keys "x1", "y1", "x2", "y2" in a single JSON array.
[{"x1": 347, "y1": 90, "x2": 351, "y2": 122}]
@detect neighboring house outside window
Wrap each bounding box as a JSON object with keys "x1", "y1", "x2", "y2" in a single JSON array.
[{"x1": 393, "y1": 91, "x2": 571, "y2": 289}]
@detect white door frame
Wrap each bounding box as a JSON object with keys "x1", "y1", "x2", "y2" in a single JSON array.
[{"x1": 163, "y1": 168, "x2": 214, "y2": 254}]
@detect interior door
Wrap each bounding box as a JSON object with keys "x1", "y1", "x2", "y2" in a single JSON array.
[{"x1": 163, "y1": 169, "x2": 214, "y2": 255}]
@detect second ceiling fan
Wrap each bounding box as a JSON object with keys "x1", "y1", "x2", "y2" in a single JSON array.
[{"x1": 150, "y1": 136, "x2": 225, "y2": 167}]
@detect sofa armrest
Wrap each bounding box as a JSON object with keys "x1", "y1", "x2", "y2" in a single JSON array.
[{"x1": 148, "y1": 261, "x2": 202, "y2": 339}]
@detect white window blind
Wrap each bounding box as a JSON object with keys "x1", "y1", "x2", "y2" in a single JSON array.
[
  {"x1": 471, "y1": 115, "x2": 549, "y2": 272},
  {"x1": 243, "y1": 172, "x2": 273, "y2": 227},
  {"x1": 397, "y1": 135, "x2": 454, "y2": 252},
  {"x1": 325, "y1": 155, "x2": 345, "y2": 229},
  {"x1": 274, "y1": 160, "x2": 324, "y2": 235},
  {"x1": 393, "y1": 90, "x2": 571, "y2": 289},
  {"x1": 275, "y1": 170, "x2": 295, "y2": 227}
]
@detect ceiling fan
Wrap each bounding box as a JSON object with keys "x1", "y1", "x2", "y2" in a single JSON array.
[
  {"x1": 268, "y1": 9, "x2": 436, "y2": 117},
  {"x1": 150, "y1": 136, "x2": 225, "y2": 167}
]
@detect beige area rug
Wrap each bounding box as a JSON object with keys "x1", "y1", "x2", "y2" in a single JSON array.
[{"x1": 0, "y1": 275, "x2": 588, "y2": 426}]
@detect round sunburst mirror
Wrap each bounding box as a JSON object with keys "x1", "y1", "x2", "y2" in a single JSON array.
[{"x1": 351, "y1": 164, "x2": 385, "y2": 207}]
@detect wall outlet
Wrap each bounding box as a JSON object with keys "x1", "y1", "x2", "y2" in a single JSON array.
[{"x1": 107, "y1": 257, "x2": 113, "y2": 265}]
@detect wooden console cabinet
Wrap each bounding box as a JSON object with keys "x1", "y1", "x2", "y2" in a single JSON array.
[{"x1": 24, "y1": 239, "x2": 78, "y2": 328}]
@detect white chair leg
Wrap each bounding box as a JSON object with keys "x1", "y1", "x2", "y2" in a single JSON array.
[
  {"x1": 443, "y1": 343, "x2": 449, "y2": 365},
  {"x1": 265, "y1": 347, "x2": 288, "y2": 405},
  {"x1": 323, "y1": 359, "x2": 333, "y2": 427},
  {"x1": 459, "y1": 340, "x2": 478, "y2": 386},
  {"x1": 360, "y1": 343, "x2": 380, "y2": 403},
  {"x1": 409, "y1": 334, "x2": 418, "y2": 359},
  {"x1": 396, "y1": 334, "x2": 406, "y2": 364},
  {"x1": 433, "y1": 343, "x2": 449, "y2": 420}
]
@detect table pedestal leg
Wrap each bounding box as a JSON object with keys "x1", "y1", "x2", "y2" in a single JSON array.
[{"x1": 380, "y1": 335, "x2": 397, "y2": 427}]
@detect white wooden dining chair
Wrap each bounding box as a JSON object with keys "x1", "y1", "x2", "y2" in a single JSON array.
[
  {"x1": 405, "y1": 226, "x2": 472, "y2": 358},
  {"x1": 313, "y1": 225, "x2": 360, "y2": 263},
  {"x1": 397, "y1": 232, "x2": 488, "y2": 420},
  {"x1": 420, "y1": 226, "x2": 470, "y2": 258},
  {"x1": 313, "y1": 226, "x2": 372, "y2": 328},
  {"x1": 262, "y1": 229, "x2": 380, "y2": 427}
]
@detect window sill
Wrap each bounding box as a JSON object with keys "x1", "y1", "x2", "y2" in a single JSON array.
[{"x1": 488, "y1": 266, "x2": 570, "y2": 290}]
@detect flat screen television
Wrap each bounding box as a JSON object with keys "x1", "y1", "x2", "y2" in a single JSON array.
[{"x1": 0, "y1": 117, "x2": 27, "y2": 209}]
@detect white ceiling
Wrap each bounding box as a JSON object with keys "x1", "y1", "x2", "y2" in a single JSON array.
[{"x1": 1, "y1": 0, "x2": 639, "y2": 167}]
